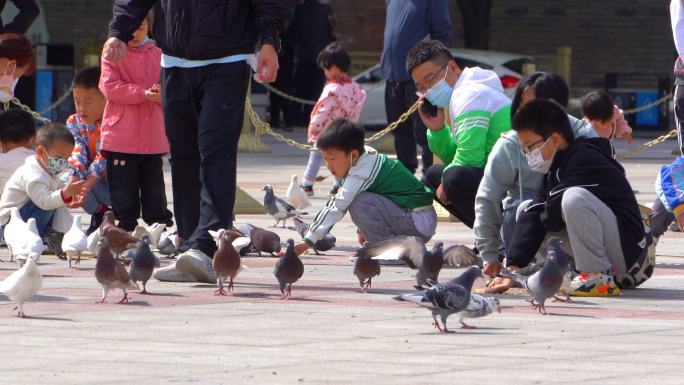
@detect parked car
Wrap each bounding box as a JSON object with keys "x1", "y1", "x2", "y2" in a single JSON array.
[{"x1": 353, "y1": 49, "x2": 534, "y2": 128}]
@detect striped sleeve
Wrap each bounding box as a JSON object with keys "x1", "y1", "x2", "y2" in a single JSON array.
[
  {"x1": 66, "y1": 115, "x2": 89, "y2": 179},
  {"x1": 304, "y1": 154, "x2": 383, "y2": 244},
  {"x1": 451, "y1": 110, "x2": 491, "y2": 168}
]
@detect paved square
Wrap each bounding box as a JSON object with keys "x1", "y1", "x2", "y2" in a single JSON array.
[{"x1": 1, "y1": 134, "x2": 683, "y2": 384}]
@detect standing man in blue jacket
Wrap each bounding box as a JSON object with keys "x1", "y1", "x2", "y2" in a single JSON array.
[
  {"x1": 104, "y1": 0, "x2": 295, "y2": 283},
  {"x1": 381, "y1": 0, "x2": 452, "y2": 175}
]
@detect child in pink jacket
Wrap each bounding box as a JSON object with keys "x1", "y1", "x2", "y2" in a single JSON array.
[
  {"x1": 581, "y1": 90, "x2": 634, "y2": 144},
  {"x1": 99, "y1": 16, "x2": 173, "y2": 231},
  {"x1": 302, "y1": 43, "x2": 367, "y2": 196}
]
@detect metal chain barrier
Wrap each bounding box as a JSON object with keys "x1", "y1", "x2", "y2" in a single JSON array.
[
  {"x1": 3, "y1": 97, "x2": 51, "y2": 123},
  {"x1": 38, "y1": 85, "x2": 73, "y2": 115},
  {"x1": 245, "y1": 96, "x2": 419, "y2": 151},
  {"x1": 616, "y1": 129, "x2": 678, "y2": 160},
  {"x1": 621, "y1": 93, "x2": 672, "y2": 115},
  {"x1": 260, "y1": 82, "x2": 317, "y2": 105}
]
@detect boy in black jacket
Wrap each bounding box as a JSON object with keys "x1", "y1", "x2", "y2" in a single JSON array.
[{"x1": 505, "y1": 98, "x2": 652, "y2": 296}]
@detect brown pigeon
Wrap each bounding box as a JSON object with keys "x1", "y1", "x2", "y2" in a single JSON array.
[
  {"x1": 273, "y1": 239, "x2": 304, "y2": 300},
  {"x1": 353, "y1": 256, "x2": 380, "y2": 293},
  {"x1": 442, "y1": 244, "x2": 481, "y2": 268},
  {"x1": 249, "y1": 226, "x2": 281, "y2": 256},
  {"x1": 212, "y1": 229, "x2": 244, "y2": 296},
  {"x1": 100, "y1": 211, "x2": 139, "y2": 259},
  {"x1": 95, "y1": 237, "x2": 139, "y2": 304}
]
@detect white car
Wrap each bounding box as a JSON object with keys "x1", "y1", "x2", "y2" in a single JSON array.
[{"x1": 353, "y1": 49, "x2": 534, "y2": 128}]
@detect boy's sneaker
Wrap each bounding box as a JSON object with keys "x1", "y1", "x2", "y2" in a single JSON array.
[
  {"x1": 562, "y1": 272, "x2": 621, "y2": 296},
  {"x1": 153, "y1": 263, "x2": 194, "y2": 282},
  {"x1": 175, "y1": 248, "x2": 216, "y2": 283},
  {"x1": 301, "y1": 184, "x2": 314, "y2": 197}
]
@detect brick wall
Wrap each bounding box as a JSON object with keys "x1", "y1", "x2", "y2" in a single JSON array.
[
  {"x1": 330, "y1": 0, "x2": 676, "y2": 91},
  {"x1": 36, "y1": 0, "x2": 676, "y2": 91}
]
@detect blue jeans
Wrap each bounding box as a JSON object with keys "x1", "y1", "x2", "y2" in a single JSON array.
[
  {"x1": 19, "y1": 201, "x2": 55, "y2": 237},
  {"x1": 303, "y1": 149, "x2": 324, "y2": 184},
  {"x1": 83, "y1": 178, "x2": 111, "y2": 214}
]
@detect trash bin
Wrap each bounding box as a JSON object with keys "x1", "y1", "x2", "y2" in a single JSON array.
[{"x1": 608, "y1": 88, "x2": 663, "y2": 131}]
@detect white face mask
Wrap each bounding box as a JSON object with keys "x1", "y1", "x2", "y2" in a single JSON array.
[
  {"x1": 525, "y1": 138, "x2": 555, "y2": 174},
  {"x1": 0, "y1": 62, "x2": 17, "y2": 103}
]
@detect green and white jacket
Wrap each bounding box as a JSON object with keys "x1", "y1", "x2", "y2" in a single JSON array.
[
  {"x1": 303, "y1": 152, "x2": 434, "y2": 244},
  {"x1": 427, "y1": 66, "x2": 512, "y2": 170}
]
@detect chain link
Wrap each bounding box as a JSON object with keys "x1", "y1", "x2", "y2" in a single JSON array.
[
  {"x1": 615, "y1": 129, "x2": 678, "y2": 160},
  {"x1": 622, "y1": 93, "x2": 672, "y2": 115},
  {"x1": 244, "y1": 96, "x2": 419, "y2": 151},
  {"x1": 259, "y1": 82, "x2": 317, "y2": 105},
  {"x1": 3, "y1": 97, "x2": 51, "y2": 122}
]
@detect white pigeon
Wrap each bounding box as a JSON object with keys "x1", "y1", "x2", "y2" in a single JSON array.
[
  {"x1": 0, "y1": 252, "x2": 42, "y2": 318},
  {"x1": 11, "y1": 218, "x2": 44, "y2": 265},
  {"x1": 132, "y1": 225, "x2": 150, "y2": 241},
  {"x1": 146, "y1": 223, "x2": 166, "y2": 247},
  {"x1": 62, "y1": 215, "x2": 87, "y2": 268},
  {"x1": 86, "y1": 227, "x2": 101, "y2": 255},
  {"x1": 4, "y1": 208, "x2": 27, "y2": 261},
  {"x1": 157, "y1": 228, "x2": 179, "y2": 255},
  {"x1": 457, "y1": 294, "x2": 501, "y2": 329},
  {"x1": 286, "y1": 175, "x2": 310, "y2": 210}
]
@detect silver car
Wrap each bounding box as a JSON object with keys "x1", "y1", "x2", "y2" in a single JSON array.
[{"x1": 353, "y1": 49, "x2": 534, "y2": 128}]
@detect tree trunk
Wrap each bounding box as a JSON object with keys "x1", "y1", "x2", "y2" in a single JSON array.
[{"x1": 456, "y1": 0, "x2": 492, "y2": 49}]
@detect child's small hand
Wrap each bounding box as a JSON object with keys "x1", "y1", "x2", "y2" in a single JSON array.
[
  {"x1": 624, "y1": 132, "x2": 634, "y2": 144},
  {"x1": 144, "y1": 89, "x2": 161, "y2": 103},
  {"x1": 294, "y1": 242, "x2": 309, "y2": 256},
  {"x1": 82, "y1": 175, "x2": 98, "y2": 193},
  {"x1": 63, "y1": 179, "x2": 87, "y2": 198},
  {"x1": 67, "y1": 194, "x2": 86, "y2": 209}
]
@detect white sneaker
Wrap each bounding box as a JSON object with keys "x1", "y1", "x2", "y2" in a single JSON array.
[
  {"x1": 175, "y1": 249, "x2": 216, "y2": 283},
  {"x1": 153, "y1": 263, "x2": 194, "y2": 282}
]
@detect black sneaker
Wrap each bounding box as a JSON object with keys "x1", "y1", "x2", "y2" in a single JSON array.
[
  {"x1": 301, "y1": 184, "x2": 314, "y2": 197},
  {"x1": 86, "y1": 211, "x2": 105, "y2": 235}
]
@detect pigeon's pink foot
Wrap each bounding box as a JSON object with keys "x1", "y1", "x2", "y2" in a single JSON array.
[
  {"x1": 432, "y1": 315, "x2": 443, "y2": 332},
  {"x1": 139, "y1": 289, "x2": 148, "y2": 295},
  {"x1": 95, "y1": 297, "x2": 107, "y2": 304},
  {"x1": 552, "y1": 294, "x2": 573, "y2": 303},
  {"x1": 460, "y1": 322, "x2": 477, "y2": 329},
  {"x1": 117, "y1": 293, "x2": 129, "y2": 304},
  {"x1": 538, "y1": 304, "x2": 547, "y2": 315},
  {"x1": 214, "y1": 288, "x2": 227, "y2": 296}
]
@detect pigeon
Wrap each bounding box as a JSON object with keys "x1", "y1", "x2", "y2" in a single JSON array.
[
  {"x1": 147, "y1": 223, "x2": 166, "y2": 247},
  {"x1": 132, "y1": 225, "x2": 150, "y2": 241},
  {"x1": 86, "y1": 227, "x2": 101, "y2": 255},
  {"x1": 353, "y1": 256, "x2": 380, "y2": 293},
  {"x1": 293, "y1": 217, "x2": 336, "y2": 254},
  {"x1": 128, "y1": 235, "x2": 160, "y2": 294},
  {"x1": 273, "y1": 239, "x2": 304, "y2": 299},
  {"x1": 263, "y1": 185, "x2": 306, "y2": 228},
  {"x1": 0, "y1": 252, "x2": 42, "y2": 318},
  {"x1": 355, "y1": 236, "x2": 443, "y2": 288},
  {"x1": 12, "y1": 218, "x2": 44, "y2": 265},
  {"x1": 443, "y1": 244, "x2": 482, "y2": 268},
  {"x1": 394, "y1": 266, "x2": 483, "y2": 333},
  {"x1": 62, "y1": 215, "x2": 87, "y2": 268},
  {"x1": 157, "y1": 228, "x2": 178, "y2": 256},
  {"x1": 3, "y1": 208, "x2": 26, "y2": 261},
  {"x1": 209, "y1": 229, "x2": 245, "y2": 295},
  {"x1": 286, "y1": 174, "x2": 310, "y2": 210},
  {"x1": 498, "y1": 236, "x2": 569, "y2": 315},
  {"x1": 94, "y1": 237, "x2": 139, "y2": 304},
  {"x1": 100, "y1": 211, "x2": 139, "y2": 258},
  {"x1": 249, "y1": 226, "x2": 281, "y2": 256},
  {"x1": 457, "y1": 294, "x2": 501, "y2": 329}
]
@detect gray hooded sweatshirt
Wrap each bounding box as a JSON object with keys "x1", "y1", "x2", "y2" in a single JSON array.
[{"x1": 473, "y1": 115, "x2": 598, "y2": 264}]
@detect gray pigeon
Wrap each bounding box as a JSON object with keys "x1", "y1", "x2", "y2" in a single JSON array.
[
  {"x1": 273, "y1": 239, "x2": 304, "y2": 299},
  {"x1": 443, "y1": 244, "x2": 482, "y2": 268},
  {"x1": 394, "y1": 266, "x2": 483, "y2": 333},
  {"x1": 458, "y1": 294, "x2": 501, "y2": 329},
  {"x1": 262, "y1": 185, "x2": 306, "y2": 228},
  {"x1": 249, "y1": 226, "x2": 282, "y2": 256},
  {"x1": 355, "y1": 236, "x2": 443, "y2": 288},
  {"x1": 128, "y1": 235, "x2": 160, "y2": 294},
  {"x1": 499, "y1": 236, "x2": 569, "y2": 315},
  {"x1": 293, "y1": 217, "x2": 336, "y2": 254}
]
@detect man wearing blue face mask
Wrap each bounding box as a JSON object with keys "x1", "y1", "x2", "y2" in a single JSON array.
[{"x1": 407, "y1": 39, "x2": 511, "y2": 228}]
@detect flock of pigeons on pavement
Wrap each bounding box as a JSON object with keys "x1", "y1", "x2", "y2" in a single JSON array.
[{"x1": 0, "y1": 175, "x2": 576, "y2": 333}]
